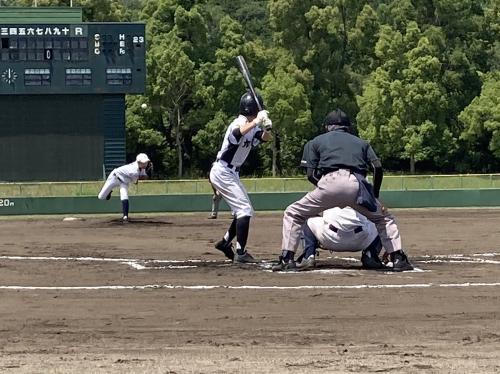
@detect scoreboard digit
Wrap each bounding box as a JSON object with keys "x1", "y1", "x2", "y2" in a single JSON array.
[{"x1": 0, "y1": 23, "x2": 145, "y2": 94}]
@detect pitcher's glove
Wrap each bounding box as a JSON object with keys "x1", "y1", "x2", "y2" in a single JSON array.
[{"x1": 145, "y1": 161, "x2": 154, "y2": 178}]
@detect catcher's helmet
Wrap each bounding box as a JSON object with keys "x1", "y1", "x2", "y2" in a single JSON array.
[
  {"x1": 323, "y1": 109, "x2": 351, "y2": 128},
  {"x1": 239, "y1": 91, "x2": 264, "y2": 117}
]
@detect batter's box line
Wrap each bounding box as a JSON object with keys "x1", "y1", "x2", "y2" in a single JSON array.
[
  {"x1": 1, "y1": 282, "x2": 500, "y2": 291},
  {"x1": 1, "y1": 253, "x2": 499, "y2": 272}
]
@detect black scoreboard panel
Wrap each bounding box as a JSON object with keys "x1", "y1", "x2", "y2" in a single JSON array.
[
  {"x1": 0, "y1": 23, "x2": 145, "y2": 94},
  {"x1": 0, "y1": 94, "x2": 104, "y2": 181}
]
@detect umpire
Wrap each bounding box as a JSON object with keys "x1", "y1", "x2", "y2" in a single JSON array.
[{"x1": 273, "y1": 109, "x2": 413, "y2": 272}]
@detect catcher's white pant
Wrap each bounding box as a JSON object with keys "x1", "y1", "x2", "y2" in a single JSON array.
[
  {"x1": 98, "y1": 173, "x2": 129, "y2": 201},
  {"x1": 209, "y1": 161, "x2": 253, "y2": 219},
  {"x1": 307, "y1": 216, "x2": 378, "y2": 252}
]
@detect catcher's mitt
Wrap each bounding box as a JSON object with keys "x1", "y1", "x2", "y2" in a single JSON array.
[{"x1": 145, "y1": 161, "x2": 154, "y2": 178}]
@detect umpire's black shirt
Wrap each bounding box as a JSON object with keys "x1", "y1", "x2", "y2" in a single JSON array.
[{"x1": 301, "y1": 128, "x2": 379, "y2": 175}]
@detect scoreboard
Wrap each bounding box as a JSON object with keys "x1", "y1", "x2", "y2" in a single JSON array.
[{"x1": 0, "y1": 23, "x2": 145, "y2": 94}]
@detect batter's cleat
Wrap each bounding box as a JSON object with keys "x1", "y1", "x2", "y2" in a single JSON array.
[
  {"x1": 233, "y1": 251, "x2": 258, "y2": 263},
  {"x1": 361, "y1": 249, "x2": 386, "y2": 270},
  {"x1": 106, "y1": 191, "x2": 112, "y2": 200},
  {"x1": 214, "y1": 239, "x2": 235, "y2": 261},
  {"x1": 296, "y1": 254, "x2": 316, "y2": 271},
  {"x1": 390, "y1": 250, "x2": 414, "y2": 272},
  {"x1": 122, "y1": 215, "x2": 128, "y2": 222}
]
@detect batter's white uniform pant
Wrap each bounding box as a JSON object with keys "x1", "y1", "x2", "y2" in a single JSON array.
[
  {"x1": 97, "y1": 173, "x2": 129, "y2": 201},
  {"x1": 307, "y1": 217, "x2": 378, "y2": 252},
  {"x1": 209, "y1": 161, "x2": 254, "y2": 219}
]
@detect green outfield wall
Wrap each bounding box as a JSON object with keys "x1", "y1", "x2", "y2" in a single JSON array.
[
  {"x1": 0, "y1": 174, "x2": 499, "y2": 215},
  {"x1": 0, "y1": 189, "x2": 499, "y2": 216}
]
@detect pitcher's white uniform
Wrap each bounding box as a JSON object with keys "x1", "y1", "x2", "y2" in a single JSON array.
[
  {"x1": 209, "y1": 115, "x2": 263, "y2": 219},
  {"x1": 307, "y1": 207, "x2": 378, "y2": 252},
  {"x1": 98, "y1": 161, "x2": 147, "y2": 201}
]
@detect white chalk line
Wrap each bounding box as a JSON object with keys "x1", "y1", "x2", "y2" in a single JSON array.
[
  {"x1": 1, "y1": 282, "x2": 500, "y2": 291},
  {"x1": 1, "y1": 253, "x2": 499, "y2": 273},
  {"x1": 1, "y1": 253, "x2": 499, "y2": 291}
]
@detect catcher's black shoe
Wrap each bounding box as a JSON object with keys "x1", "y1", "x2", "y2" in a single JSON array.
[
  {"x1": 361, "y1": 248, "x2": 386, "y2": 270},
  {"x1": 390, "y1": 250, "x2": 414, "y2": 272},
  {"x1": 215, "y1": 239, "x2": 235, "y2": 261}
]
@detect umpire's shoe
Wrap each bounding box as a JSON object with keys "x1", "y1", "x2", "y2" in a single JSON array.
[
  {"x1": 272, "y1": 259, "x2": 296, "y2": 272},
  {"x1": 296, "y1": 254, "x2": 316, "y2": 271},
  {"x1": 272, "y1": 250, "x2": 296, "y2": 272},
  {"x1": 234, "y1": 251, "x2": 258, "y2": 264},
  {"x1": 390, "y1": 250, "x2": 414, "y2": 272},
  {"x1": 215, "y1": 239, "x2": 235, "y2": 261}
]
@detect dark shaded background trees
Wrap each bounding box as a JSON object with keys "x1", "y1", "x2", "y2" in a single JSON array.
[{"x1": 7, "y1": 0, "x2": 499, "y2": 176}]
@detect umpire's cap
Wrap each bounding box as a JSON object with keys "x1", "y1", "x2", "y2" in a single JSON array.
[
  {"x1": 323, "y1": 109, "x2": 352, "y2": 128},
  {"x1": 239, "y1": 91, "x2": 264, "y2": 117}
]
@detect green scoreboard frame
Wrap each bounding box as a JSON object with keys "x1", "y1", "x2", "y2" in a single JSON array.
[
  {"x1": 0, "y1": 21, "x2": 146, "y2": 182},
  {"x1": 0, "y1": 23, "x2": 145, "y2": 94}
]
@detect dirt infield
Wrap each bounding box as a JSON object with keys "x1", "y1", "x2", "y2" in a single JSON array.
[{"x1": 1, "y1": 209, "x2": 499, "y2": 373}]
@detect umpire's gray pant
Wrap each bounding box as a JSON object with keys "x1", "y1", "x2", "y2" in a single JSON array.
[{"x1": 281, "y1": 169, "x2": 402, "y2": 254}]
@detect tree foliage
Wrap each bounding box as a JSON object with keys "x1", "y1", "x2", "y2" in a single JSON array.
[{"x1": 5, "y1": 0, "x2": 499, "y2": 175}]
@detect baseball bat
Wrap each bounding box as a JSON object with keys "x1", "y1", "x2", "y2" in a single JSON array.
[{"x1": 235, "y1": 55, "x2": 263, "y2": 111}]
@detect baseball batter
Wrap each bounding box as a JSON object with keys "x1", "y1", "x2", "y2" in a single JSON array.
[
  {"x1": 273, "y1": 109, "x2": 413, "y2": 272},
  {"x1": 295, "y1": 206, "x2": 384, "y2": 270},
  {"x1": 97, "y1": 153, "x2": 153, "y2": 221},
  {"x1": 209, "y1": 91, "x2": 273, "y2": 263}
]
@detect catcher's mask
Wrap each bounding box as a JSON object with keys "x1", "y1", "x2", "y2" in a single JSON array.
[
  {"x1": 324, "y1": 109, "x2": 352, "y2": 132},
  {"x1": 239, "y1": 91, "x2": 264, "y2": 117}
]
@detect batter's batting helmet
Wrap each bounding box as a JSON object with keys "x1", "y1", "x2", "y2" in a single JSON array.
[
  {"x1": 239, "y1": 91, "x2": 264, "y2": 117},
  {"x1": 323, "y1": 109, "x2": 352, "y2": 129}
]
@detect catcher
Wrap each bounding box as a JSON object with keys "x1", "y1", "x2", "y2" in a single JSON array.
[
  {"x1": 97, "y1": 153, "x2": 153, "y2": 221},
  {"x1": 295, "y1": 206, "x2": 385, "y2": 271}
]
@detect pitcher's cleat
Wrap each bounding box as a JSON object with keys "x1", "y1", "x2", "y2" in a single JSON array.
[
  {"x1": 233, "y1": 251, "x2": 258, "y2": 264},
  {"x1": 208, "y1": 213, "x2": 218, "y2": 219}
]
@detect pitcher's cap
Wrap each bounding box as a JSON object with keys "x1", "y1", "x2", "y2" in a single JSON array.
[{"x1": 136, "y1": 153, "x2": 150, "y2": 163}]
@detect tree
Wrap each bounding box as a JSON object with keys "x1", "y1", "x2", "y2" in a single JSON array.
[
  {"x1": 459, "y1": 72, "x2": 500, "y2": 171},
  {"x1": 260, "y1": 49, "x2": 313, "y2": 176},
  {"x1": 357, "y1": 23, "x2": 455, "y2": 173}
]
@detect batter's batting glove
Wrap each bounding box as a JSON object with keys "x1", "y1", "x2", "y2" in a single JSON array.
[
  {"x1": 145, "y1": 161, "x2": 154, "y2": 178},
  {"x1": 256, "y1": 110, "x2": 269, "y2": 125},
  {"x1": 263, "y1": 118, "x2": 273, "y2": 131}
]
